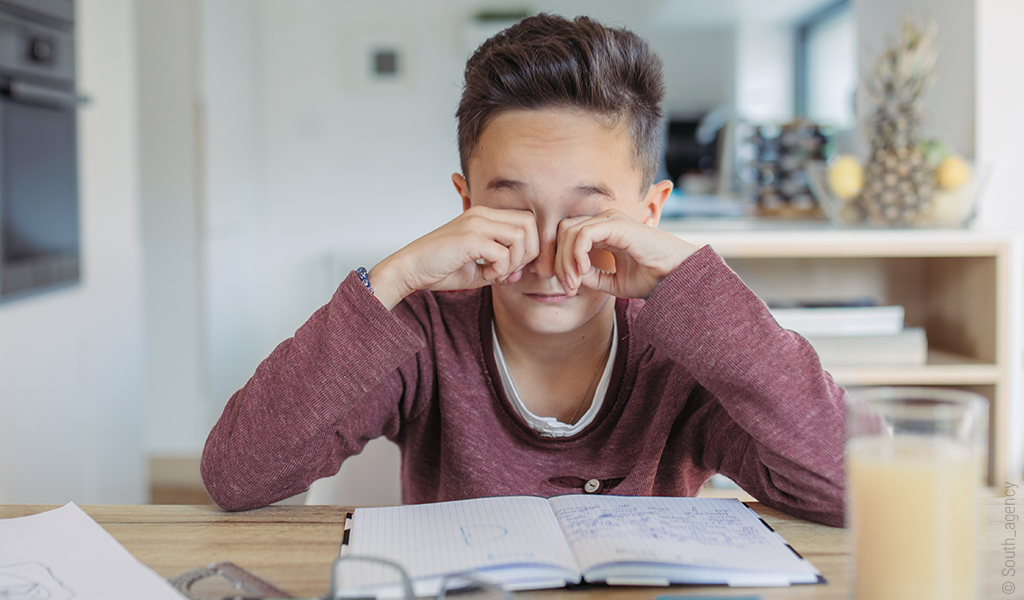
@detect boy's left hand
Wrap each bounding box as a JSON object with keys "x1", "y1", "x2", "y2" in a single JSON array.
[{"x1": 554, "y1": 209, "x2": 699, "y2": 299}]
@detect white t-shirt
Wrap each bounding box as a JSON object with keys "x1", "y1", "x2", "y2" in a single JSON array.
[{"x1": 491, "y1": 321, "x2": 617, "y2": 438}]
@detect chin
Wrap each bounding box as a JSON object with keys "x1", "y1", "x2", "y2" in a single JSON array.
[
  {"x1": 519, "y1": 311, "x2": 593, "y2": 335},
  {"x1": 493, "y1": 286, "x2": 612, "y2": 335}
]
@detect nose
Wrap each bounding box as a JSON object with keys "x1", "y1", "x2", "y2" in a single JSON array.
[{"x1": 527, "y1": 228, "x2": 557, "y2": 279}]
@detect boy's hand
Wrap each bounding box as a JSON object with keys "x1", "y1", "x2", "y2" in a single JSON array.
[
  {"x1": 369, "y1": 206, "x2": 540, "y2": 310},
  {"x1": 554, "y1": 209, "x2": 699, "y2": 299}
]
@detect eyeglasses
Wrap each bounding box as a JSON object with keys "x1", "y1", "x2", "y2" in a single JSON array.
[
  {"x1": 168, "y1": 560, "x2": 293, "y2": 600},
  {"x1": 332, "y1": 555, "x2": 513, "y2": 600},
  {"x1": 169, "y1": 556, "x2": 514, "y2": 600}
]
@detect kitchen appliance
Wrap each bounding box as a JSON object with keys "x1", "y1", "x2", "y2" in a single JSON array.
[{"x1": 0, "y1": 0, "x2": 80, "y2": 301}]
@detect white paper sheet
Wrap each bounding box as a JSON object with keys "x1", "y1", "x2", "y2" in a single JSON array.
[
  {"x1": 348, "y1": 496, "x2": 582, "y2": 595},
  {"x1": 350, "y1": 495, "x2": 580, "y2": 577},
  {"x1": 0, "y1": 502, "x2": 184, "y2": 599}
]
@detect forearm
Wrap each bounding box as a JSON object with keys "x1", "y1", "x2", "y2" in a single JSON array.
[
  {"x1": 201, "y1": 272, "x2": 425, "y2": 510},
  {"x1": 637, "y1": 247, "x2": 845, "y2": 525},
  {"x1": 201, "y1": 374, "x2": 340, "y2": 511}
]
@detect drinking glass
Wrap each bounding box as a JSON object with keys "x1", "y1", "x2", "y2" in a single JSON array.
[{"x1": 846, "y1": 386, "x2": 988, "y2": 600}]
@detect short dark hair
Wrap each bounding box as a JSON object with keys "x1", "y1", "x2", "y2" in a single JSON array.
[{"x1": 456, "y1": 14, "x2": 665, "y2": 188}]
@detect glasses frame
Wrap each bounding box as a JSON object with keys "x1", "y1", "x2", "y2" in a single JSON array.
[
  {"x1": 331, "y1": 555, "x2": 513, "y2": 600},
  {"x1": 168, "y1": 559, "x2": 295, "y2": 599},
  {"x1": 168, "y1": 555, "x2": 516, "y2": 600}
]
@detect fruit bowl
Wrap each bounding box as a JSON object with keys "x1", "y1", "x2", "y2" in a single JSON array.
[{"x1": 806, "y1": 156, "x2": 978, "y2": 228}]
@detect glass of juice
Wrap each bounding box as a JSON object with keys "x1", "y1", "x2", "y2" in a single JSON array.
[{"x1": 846, "y1": 386, "x2": 988, "y2": 600}]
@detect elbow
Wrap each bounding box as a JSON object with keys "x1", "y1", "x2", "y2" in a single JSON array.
[
  {"x1": 201, "y1": 465, "x2": 265, "y2": 512},
  {"x1": 744, "y1": 458, "x2": 847, "y2": 528},
  {"x1": 758, "y1": 488, "x2": 846, "y2": 528},
  {"x1": 783, "y1": 475, "x2": 846, "y2": 528},
  {"x1": 200, "y1": 443, "x2": 264, "y2": 512},
  {"x1": 797, "y1": 498, "x2": 846, "y2": 528}
]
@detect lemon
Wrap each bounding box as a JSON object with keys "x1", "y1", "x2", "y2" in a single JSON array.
[
  {"x1": 932, "y1": 166, "x2": 976, "y2": 225},
  {"x1": 936, "y1": 155, "x2": 970, "y2": 190},
  {"x1": 827, "y1": 154, "x2": 864, "y2": 201}
]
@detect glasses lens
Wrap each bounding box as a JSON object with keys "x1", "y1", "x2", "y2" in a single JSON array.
[
  {"x1": 332, "y1": 556, "x2": 411, "y2": 600},
  {"x1": 438, "y1": 574, "x2": 511, "y2": 600}
]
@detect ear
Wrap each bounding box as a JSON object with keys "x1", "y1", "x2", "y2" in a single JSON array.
[
  {"x1": 452, "y1": 173, "x2": 472, "y2": 212},
  {"x1": 640, "y1": 179, "x2": 673, "y2": 227}
]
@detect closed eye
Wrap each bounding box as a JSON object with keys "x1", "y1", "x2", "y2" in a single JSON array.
[
  {"x1": 486, "y1": 178, "x2": 526, "y2": 193},
  {"x1": 573, "y1": 184, "x2": 614, "y2": 200}
]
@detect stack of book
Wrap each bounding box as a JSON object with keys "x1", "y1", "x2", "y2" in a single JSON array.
[{"x1": 769, "y1": 302, "x2": 927, "y2": 366}]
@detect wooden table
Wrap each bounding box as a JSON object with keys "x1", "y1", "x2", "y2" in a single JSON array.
[{"x1": 1, "y1": 498, "x2": 1020, "y2": 599}]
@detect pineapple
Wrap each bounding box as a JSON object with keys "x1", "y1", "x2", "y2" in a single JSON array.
[{"x1": 859, "y1": 17, "x2": 939, "y2": 225}]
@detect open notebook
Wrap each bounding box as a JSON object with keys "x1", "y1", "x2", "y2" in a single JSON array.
[{"x1": 340, "y1": 495, "x2": 822, "y2": 596}]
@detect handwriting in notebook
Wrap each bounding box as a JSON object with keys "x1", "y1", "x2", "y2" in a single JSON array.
[{"x1": 551, "y1": 497, "x2": 772, "y2": 549}]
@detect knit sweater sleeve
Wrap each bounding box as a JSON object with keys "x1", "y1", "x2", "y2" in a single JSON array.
[
  {"x1": 200, "y1": 271, "x2": 427, "y2": 511},
  {"x1": 633, "y1": 245, "x2": 846, "y2": 527}
]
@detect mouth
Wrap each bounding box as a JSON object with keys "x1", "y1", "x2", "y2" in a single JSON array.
[{"x1": 524, "y1": 292, "x2": 570, "y2": 304}]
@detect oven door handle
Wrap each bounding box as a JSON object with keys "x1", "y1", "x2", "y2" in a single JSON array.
[{"x1": 7, "y1": 80, "x2": 89, "y2": 109}]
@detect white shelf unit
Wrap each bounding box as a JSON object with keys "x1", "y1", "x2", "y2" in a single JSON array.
[{"x1": 661, "y1": 224, "x2": 1014, "y2": 485}]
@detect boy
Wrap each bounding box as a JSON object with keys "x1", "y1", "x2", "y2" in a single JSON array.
[{"x1": 201, "y1": 14, "x2": 845, "y2": 527}]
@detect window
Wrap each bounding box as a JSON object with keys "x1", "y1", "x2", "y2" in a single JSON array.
[{"x1": 796, "y1": 1, "x2": 857, "y2": 129}]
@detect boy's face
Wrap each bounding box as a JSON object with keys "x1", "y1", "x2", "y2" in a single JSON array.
[{"x1": 452, "y1": 107, "x2": 668, "y2": 338}]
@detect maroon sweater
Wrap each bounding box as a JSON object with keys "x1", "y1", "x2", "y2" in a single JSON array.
[{"x1": 201, "y1": 246, "x2": 846, "y2": 527}]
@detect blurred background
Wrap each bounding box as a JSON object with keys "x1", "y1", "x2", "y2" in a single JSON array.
[{"x1": 0, "y1": 0, "x2": 1020, "y2": 506}]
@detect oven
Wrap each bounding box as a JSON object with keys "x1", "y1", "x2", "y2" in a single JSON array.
[{"x1": 0, "y1": 0, "x2": 79, "y2": 301}]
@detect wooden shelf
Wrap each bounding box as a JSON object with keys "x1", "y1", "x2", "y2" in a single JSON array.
[
  {"x1": 827, "y1": 349, "x2": 1000, "y2": 387},
  {"x1": 661, "y1": 221, "x2": 1013, "y2": 259}
]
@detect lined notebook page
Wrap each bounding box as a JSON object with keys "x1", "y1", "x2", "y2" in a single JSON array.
[
  {"x1": 349, "y1": 496, "x2": 580, "y2": 580},
  {"x1": 548, "y1": 496, "x2": 813, "y2": 575}
]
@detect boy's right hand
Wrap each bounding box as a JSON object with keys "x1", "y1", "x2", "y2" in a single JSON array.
[{"x1": 368, "y1": 206, "x2": 540, "y2": 310}]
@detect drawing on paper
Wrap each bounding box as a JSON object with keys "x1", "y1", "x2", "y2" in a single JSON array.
[
  {"x1": 460, "y1": 524, "x2": 508, "y2": 547},
  {"x1": 0, "y1": 562, "x2": 75, "y2": 600}
]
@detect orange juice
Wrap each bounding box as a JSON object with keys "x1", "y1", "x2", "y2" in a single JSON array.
[{"x1": 847, "y1": 436, "x2": 978, "y2": 600}]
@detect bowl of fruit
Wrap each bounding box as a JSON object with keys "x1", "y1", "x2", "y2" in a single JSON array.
[{"x1": 807, "y1": 147, "x2": 977, "y2": 228}]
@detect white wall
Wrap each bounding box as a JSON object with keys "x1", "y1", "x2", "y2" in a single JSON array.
[
  {"x1": 975, "y1": 0, "x2": 1024, "y2": 483},
  {"x1": 651, "y1": 27, "x2": 737, "y2": 118},
  {"x1": 197, "y1": 0, "x2": 267, "y2": 424},
  {"x1": 735, "y1": 22, "x2": 795, "y2": 123},
  {"x1": 0, "y1": 0, "x2": 145, "y2": 503},
  {"x1": 975, "y1": 0, "x2": 1024, "y2": 232},
  {"x1": 138, "y1": 0, "x2": 208, "y2": 455},
  {"x1": 251, "y1": 1, "x2": 464, "y2": 351}
]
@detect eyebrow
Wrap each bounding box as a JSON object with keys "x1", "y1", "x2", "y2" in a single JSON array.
[{"x1": 484, "y1": 178, "x2": 615, "y2": 200}]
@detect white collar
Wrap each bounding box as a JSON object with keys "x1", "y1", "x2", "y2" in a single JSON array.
[{"x1": 491, "y1": 320, "x2": 617, "y2": 438}]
